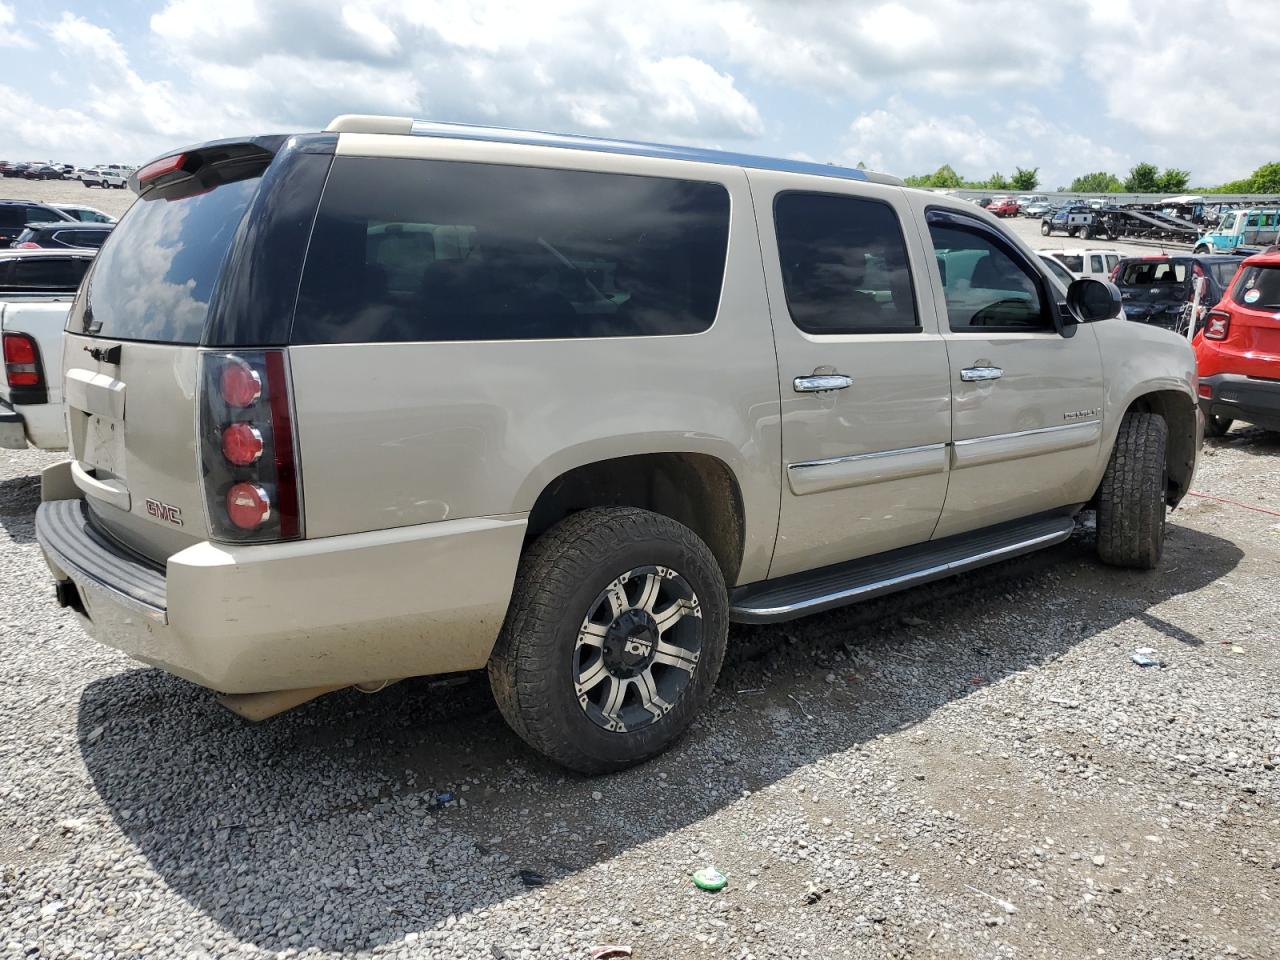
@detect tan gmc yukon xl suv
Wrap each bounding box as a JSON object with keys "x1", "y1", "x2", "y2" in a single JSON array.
[{"x1": 34, "y1": 116, "x2": 1202, "y2": 774}]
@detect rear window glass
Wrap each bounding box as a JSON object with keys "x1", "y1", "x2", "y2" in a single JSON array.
[
  {"x1": 1207, "y1": 261, "x2": 1240, "y2": 289},
  {"x1": 293, "y1": 157, "x2": 730, "y2": 343},
  {"x1": 773, "y1": 192, "x2": 919, "y2": 334},
  {"x1": 81, "y1": 176, "x2": 260, "y2": 342},
  {"x1": 0, "y1": 257, "x2": 89, "y2": 293},
  {"x1": 1234, "y1": 266, "x2": 1280, "y2": 310},
  {"x1": 1119, "y1": 261, "x2": 1187, "y2": 285}
]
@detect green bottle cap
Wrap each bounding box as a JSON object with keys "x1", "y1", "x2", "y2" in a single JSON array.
[{"x1": 692, "y1": 866, "x2": 727, "y2": 891}]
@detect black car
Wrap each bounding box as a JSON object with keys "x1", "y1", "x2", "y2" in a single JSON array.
[
  {"x1": 22, "y1": 164, "x2": 65, "y2": 181},
  {"x1": 0, "y1": 200, "x2": 76, "y2": 247},
  {"x1": 1, "y1": 162, "x2": 29, "y2": 178},
  {"x1": 1112, "y1": 254, "x2": 1244, "y2": 330},
  {"x1": 0, "y1": 249, "x2": 94, "y2": 295},
  {"x1": 11, "y1": 222, "x2": 113, "y2": 250}
]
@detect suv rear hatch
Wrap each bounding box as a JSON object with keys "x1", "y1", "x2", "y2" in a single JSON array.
[
  {"x1": 1217, "y1": 262, "x2": 1280, "y2": 376},
  {"x1": 63, "y1": 135, "x2": 333, "y2": 563}
]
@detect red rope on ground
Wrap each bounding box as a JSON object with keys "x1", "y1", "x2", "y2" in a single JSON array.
[{"x1": 1186, "y1": 490, "x2": 1280, "y2": 518}]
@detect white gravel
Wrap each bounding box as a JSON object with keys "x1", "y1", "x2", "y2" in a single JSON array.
[{"x1": 1, "y1": 430, "x2": 1278, "y2": 960}]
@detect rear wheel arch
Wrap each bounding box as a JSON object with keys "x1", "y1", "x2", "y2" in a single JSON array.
[{"x1": 524, "y1": 452, "x2": 747, "y2": 588}]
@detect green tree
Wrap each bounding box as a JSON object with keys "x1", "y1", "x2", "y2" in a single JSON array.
[
  {"x1": 984, "y1": 172, "x2": 1010, "y2": 190},
  {"x1": 1124, "y1": 162, "x2": 1161, "y2": 193},
  {"x1": 1250, "y1": 161, "x2": 1280, "y2": 192},
  {"x1": 929, "y1": 164, "x2": 963, "y2": 188},
  {"x1": 1010, "y1": 166, "x2": 1040, "y2": 191},
  {"x1": 1156, "y1": 168, "x2": 1190, "y2": 192},
  {"x1": 1069, "y1": 171, "x2": 1123, "y2": 193}
]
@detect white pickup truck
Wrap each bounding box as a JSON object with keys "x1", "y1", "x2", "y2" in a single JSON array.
[{"x1": 1, "y1": 297, "x2": 74, "y2": 450}]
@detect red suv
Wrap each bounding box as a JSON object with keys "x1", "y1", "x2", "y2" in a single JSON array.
[
  {"x1": 1194, "y1": 248, "x2": 1280, "y2": 436},
  {"x1": 989, "y1": 197, "x2": 1019, "y2": 218}
]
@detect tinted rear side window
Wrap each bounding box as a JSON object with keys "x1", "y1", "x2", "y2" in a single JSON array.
[
  {"x1": 1234, "y1": 266, "x2": 1280, "y2": 310},
  {"x1": 293, "y1": 157, "x2": 730, "y2": 343},
  {"x1": 82, "y1": 176, "x2": 259, "y2": 343},
  {"x1": 1, "y1": 257, "x2": 89, "y2": 292},
  {"x1": 773, "y1": 192, "x2": 918, "y2": 334}
]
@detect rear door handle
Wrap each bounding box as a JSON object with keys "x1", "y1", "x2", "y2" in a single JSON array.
[
  {"x1": 793, "y1": 374, "x2": 854, "y2": 393},
  {"x1": 960, "y1": 366, "x2": 1004, "y2": 382}
]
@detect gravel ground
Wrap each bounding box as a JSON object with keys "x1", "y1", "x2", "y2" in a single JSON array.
[
  {"x1": 1, "y1": 425, "x2": 1277, "y2": 960},
  {"x1": 1, "y1": 178, "x2": 136, "y2": 220}
]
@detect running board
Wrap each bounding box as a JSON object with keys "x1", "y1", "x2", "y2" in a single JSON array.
[{"x1": 730, "y1": 513, "x2": 1077, "y2": 624}]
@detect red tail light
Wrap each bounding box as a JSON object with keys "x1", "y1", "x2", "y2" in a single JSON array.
[
  {"x1": 15, "y1": 242, "x2": 41, "y2": 249},
  {"x1": 3, "y1": 332, "x2": 42, "y2": 388},
  {"x1": 136, "y1": 153, "x2": 186, "y2": 184},
  {"x1": 220, "y1": 422, "x2": 264, "y2": 465},
  {"x1": 1203, "y1": 310, "x2": 1231, "y2": 341},
  {"x1": 199, "y1": 351, "x2": 302, "y2": 541}
]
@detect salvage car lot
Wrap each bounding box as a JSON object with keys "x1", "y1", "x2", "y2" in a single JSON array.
[{"x1": 1, "y1": 432, "x2": 1277, "y2": 958}]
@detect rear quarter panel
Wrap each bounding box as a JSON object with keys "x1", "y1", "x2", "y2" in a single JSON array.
[{"x1": 289, "y1": 139, "x2": 782, "y2": 585}]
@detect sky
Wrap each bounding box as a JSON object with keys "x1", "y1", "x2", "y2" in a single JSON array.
[{"x1": 0, "y1": 0, "x2": 1274, "y2": 189}]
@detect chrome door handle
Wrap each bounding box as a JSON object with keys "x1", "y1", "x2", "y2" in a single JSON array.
[
  {"x1": 960, "y1": 366, "x2": 1004, "y2": 382},
  {"x1": 793, "y1": 374, "x2": 854, "y2": 393}
]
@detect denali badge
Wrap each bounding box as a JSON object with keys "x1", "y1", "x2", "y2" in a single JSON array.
[
  {"x1": 145, "y1": 498, "x2": 184, "y2": 526},
  {"x1": 1063, "y1": 409, "x2": 1099, "y2": 421}
]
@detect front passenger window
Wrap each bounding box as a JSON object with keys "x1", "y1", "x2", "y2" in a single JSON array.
[{"x1": 928, "y1": 221, "x2": 1050, "y2": 331}]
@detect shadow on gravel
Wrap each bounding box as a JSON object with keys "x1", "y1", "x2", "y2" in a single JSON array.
[
  {"x1": 0, "y1": 474, "x2": 41, "y2": 544},
  {"x1": 1207, "y1": 426, "x2": 1280, "y2": 458},
  {"x1": 77, "y1": 522, "x2": 1242, "y2": 952}
]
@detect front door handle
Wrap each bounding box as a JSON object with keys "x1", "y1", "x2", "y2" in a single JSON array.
[
  {"x1": 793, "y1": 373, "x2": 854, "y2": 393},
  {"x1": 960, "y1": 366, "x2": 1004, "y2": 382}
]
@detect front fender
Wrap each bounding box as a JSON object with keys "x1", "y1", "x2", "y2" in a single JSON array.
[{"x1": 1089, "y1": 318, "x2": 1200, "y2": 502}]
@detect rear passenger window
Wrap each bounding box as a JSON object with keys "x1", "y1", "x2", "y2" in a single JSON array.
[
  {"x1": 928, "y1": 219, "x2": 1050, "y2": 331},
  {"x1": 1090, "y1": 255, "x2": 1104, "y2": 273},
  {"x1": 773, "y1": 193, "x2": 919, "y2": 334},
  {"x1": 293, "y1": 158, "x2": 731, "y2": 343},
  {"x1": 3, "y1": 257, "x2": 89, "y2": 292}
]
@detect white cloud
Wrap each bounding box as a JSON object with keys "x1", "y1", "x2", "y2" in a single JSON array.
[
  {"x1": 0, "y1": 0, "x2": 33, "y2": 48},
  {"x1": 0, "y1": 0, "x2": 1272, "y2": 187},
  {"x1": 842, "y1": 98, "x2": 1130, "y2": 188}
]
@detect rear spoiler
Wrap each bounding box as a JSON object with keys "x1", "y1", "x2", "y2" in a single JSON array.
[{"x1": 129, "y1": 135, "x2": 290, "y2": 201}]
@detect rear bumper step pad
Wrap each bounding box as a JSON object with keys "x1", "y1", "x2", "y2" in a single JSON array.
[{"x1": 36, "y1": 499, "x2": 167, "y2": 619}]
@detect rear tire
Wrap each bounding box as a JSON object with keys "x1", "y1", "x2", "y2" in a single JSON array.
[
  {"x1": 488, "y1": 507, "x2": 729, "y2": 774},
  {"x1": 1193, "y1": 245, "x2": 1210, "y2": 255},
  {"x1": 1081, "y1": 225, "x2": 1093, "y2": 240},
  {"x1": 1097, "y1": 412, "x2": 1168, "y2": 570},
  {"x1": 1205, "y1": 415, "x2": 1233, "y2": 438}
]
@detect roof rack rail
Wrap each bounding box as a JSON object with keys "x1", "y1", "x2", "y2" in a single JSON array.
[{"x1": 325, "y1": 114, "x2": 903, "y2": 187}]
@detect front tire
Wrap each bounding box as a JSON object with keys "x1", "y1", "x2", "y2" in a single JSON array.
[
  {"x1": 1193, "y1": 245, "x2": 1210, "y2": 255},
  {"x1": 1041, "y1": 221, "x2": 1051, "y2": 236},
  {"x1": 1097, "y1": 412, "x2": 1168, "y2": 569},
  {"x1": 489, "y1": 507, "x2": 729, "y2": 774}
]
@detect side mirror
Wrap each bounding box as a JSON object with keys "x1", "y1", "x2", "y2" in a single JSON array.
[{"x1": 1065, "y1": 277, "x2": 1123, "y2": 323}]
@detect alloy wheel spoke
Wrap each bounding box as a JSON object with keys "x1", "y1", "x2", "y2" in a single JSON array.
[
  {"x1": 633, "y1": 571, "x2": 663, "y2": 614},
  {"x1": 600, "y1": 675, "x2": 629, "y2": 721},
  {"x1": 634, "y1": 668, "x2": 673, "y2": 719},
  {"x1": 605, "y1": 580, "x2": 628, "y2": 619},
  {"x1": 653, "y1": 598, "x2": 694, "y2": 634},
  {"x1": 577, "y1": 621, "x2": 608, "y2": 649},
  {"x1": 653, "y1": 638, "x2": 698, "y2": 673},
  {"x1": 576, "y1": 656, "x2": 610, "y2": 694}
]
